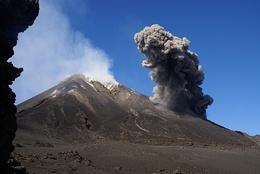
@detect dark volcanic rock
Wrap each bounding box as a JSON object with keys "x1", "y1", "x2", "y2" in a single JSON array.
[
  {"x1": 16, "y1": 74, "x2": 258, "y2": 148},
  {"x1": 0, "y1": 0, "x2": 39, "y2": 170},
  {"x1": 14, "y1": 74, "x2": 260, "y2": 174},
  {"x1": 252, "y1": 135, "x2": 260, "y2": 145}
]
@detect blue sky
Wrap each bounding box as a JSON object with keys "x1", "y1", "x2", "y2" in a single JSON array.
[{"x1": 13, "y1": 0, "x2": 260, "y2": 135}]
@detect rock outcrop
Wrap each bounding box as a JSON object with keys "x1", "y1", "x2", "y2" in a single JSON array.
[{"x1": 0, "y1": 0, "x2": 39, "y2": 170}]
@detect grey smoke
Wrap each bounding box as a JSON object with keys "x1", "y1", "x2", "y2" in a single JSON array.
[{"x1": 134, "y1": 24, "x2": 213, "y2": 118}]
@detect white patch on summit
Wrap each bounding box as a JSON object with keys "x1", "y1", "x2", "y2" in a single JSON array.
[
  {"x1": 71, "y1": 85, "x2": 78, "y2": 89},
  {"x1": 80, "y1": 85, "x2": 86, "y2": 89},
  {"x1": 67, "y1": 89, "x2": 76, "y2": 94},
  {"x1": 103, "y1": 81, "x2": 119, "y2": 90},
  {"x1": 83, "y1": 76, "x2": 97, "y2": 91},
  {"x1": 50, "y1": 89, "x2": 59, "y2": 98},
  {"x1": 82, "y1": 74, "x2": 119, "y2": 91}
]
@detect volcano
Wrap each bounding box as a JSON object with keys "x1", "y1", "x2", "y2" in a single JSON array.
[{"x1": 14, "y1": 74, "x2": 260, "y2": 174}]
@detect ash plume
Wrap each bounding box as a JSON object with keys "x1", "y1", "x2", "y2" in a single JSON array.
[{"x1": 134, "y1": 24, "x2": 213, "y2": 118}]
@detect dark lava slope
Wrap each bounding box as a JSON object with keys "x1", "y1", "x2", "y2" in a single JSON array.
[{"x1": 16, "y1": 74, "x2": 257, "y2": 148}]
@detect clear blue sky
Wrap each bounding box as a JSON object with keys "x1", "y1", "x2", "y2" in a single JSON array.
[{"x1": 16, "y1": 0, "x2": 260, "y2": 135}]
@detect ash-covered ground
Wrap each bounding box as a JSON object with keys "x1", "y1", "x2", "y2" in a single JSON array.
[{"x1": 13, "y1": 74, "x2": 260, "y2": 174}]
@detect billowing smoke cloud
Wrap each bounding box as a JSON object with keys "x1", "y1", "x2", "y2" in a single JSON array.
[
  {"x1": 12, "y1": 0, "x2": 116, "y2": 103},
  {"x1": 134, "y1": 24, "x2": 213, "y2": 118}
]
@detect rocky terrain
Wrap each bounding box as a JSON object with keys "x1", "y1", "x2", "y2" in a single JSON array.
[
  {"x1": 252, "y1": 135, "x2": 260, "y2": 145},
  {"x1": 13, "y1": 74, "x2": 260, "y2": 174},
  {"x1": 0, "y1": 0, "x2": 39, "y2": 172}
]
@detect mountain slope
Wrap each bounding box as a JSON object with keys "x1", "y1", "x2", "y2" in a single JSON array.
[
  {"x1": 16, "y1": 74, "x2": 257, "y2": 148},
  {"x1": 13, "y1": 74, "x2": 260, "y2": 174},
  {"x1": 17, "y1": 74, "x2": 127, "y2": 143}
]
